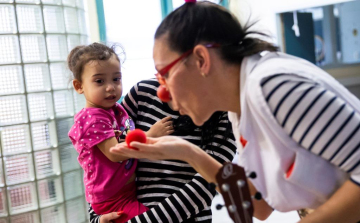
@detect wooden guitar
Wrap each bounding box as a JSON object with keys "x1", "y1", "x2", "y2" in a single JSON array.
[{"x1": 214, "y1": 162, "x2": 261, "y2": 223}]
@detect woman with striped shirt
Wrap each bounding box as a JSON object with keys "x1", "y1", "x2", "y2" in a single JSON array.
[
  {"x1": 89, "y1": 78, "x2": 237, "y2": 222},
  {"x1": 111, "y1": 1, "x2": 360, "y2": 223}
]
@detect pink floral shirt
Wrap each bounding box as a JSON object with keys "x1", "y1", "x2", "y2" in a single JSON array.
[{"x1": 68, "y1": 103, "x2": 136, "y2": 204}]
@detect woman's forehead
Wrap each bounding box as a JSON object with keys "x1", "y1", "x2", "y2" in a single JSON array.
[{"x1": 153, "y1": 38, "x2": 179, "y2": 67}]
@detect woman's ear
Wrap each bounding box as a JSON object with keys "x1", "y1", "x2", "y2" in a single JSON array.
[
  {"x1": 193, "y1": 45, "x2": 211, "y2": 77},
  {"x1": 73, "y1": 79, "x2": 83, "y2": 94}
]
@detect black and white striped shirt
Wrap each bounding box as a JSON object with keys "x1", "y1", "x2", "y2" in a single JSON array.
[
  {"x1": 89, "y1": 79, "x2": 237, "y2": 222},
  {"x1": 261, "y1": 73, "x2": 360, "y2": 186}
]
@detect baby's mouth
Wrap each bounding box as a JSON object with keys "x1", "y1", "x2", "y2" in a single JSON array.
[{"x1": 106, "y1": 95, "x2": 116, "y2": 100}]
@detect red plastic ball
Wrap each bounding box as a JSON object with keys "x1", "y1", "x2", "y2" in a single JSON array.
[
  {"x1": 125, "y1": 129, "x2": 147, "y2": 150},
  {"x1": 157, "y1": 85, "x2": 171, "y2": 102}
]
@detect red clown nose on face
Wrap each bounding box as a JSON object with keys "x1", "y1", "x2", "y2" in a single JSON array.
[{"x1": 157, "y1": 85, "x2": 172, "y2": 102}]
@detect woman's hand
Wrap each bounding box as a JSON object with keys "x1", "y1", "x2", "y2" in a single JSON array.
[
  {"x1": 99, "y1": 211, "x2": 122, "y2": 223},
  {"x1": 110, "y1": 136, "x2": 195, "y2": 161},
  {"x1": 147, "y1": 116, "x2": 174, "y2": 138}
]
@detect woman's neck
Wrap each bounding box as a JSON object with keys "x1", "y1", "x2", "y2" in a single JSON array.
[{"x1": 211, "y1": 62, "x2": 241, "y2": 114}]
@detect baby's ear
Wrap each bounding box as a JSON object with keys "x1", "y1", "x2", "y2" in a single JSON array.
[{"x1": 73, "y1": 79, "x2": 83, "y2": 94}]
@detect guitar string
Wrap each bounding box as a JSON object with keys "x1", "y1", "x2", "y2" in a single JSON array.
[
  {"x1": 227, "y1": 187, "x2": 243, "y2": 223},
  {"x1": 237, "y1": 180, "x2": 252, "y2": 223}
]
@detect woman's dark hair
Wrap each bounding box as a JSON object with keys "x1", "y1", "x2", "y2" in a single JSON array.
[
  {"x1": 173, "y1": 112, "x2": 231, "y2": 151},
  {"x1": 155, "y1": 1, "x2": 278, "y2": 64},
  {"x1": 67, "y1": 42, "x2": 122, "y2": 81}
]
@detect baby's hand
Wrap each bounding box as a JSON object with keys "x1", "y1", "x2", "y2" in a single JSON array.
[{"x1": 147, "y1": 116, "x2": 174, "y2": 137}]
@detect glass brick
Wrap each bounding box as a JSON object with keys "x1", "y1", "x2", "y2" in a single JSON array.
[
  {"x1": 59, "y1": 144, "x2": 79, "y2": 173},
  {"x1": 0, "y1": 95, "x2": 28, "y2": 126},
  {"x1": 73, "y1": 90, "x2": 85, "y2": 113},
  {"x1": 42, "y1": 0, "x2": 61, "y2": 4},
  {"x1": 63, "y1": 170, "x2": 82, "y2": 200},
  {"x1": 1, "y1": 124, "x2": 31, "y2": 156},
  {"x1": 50, "y1": 62, "x2": 71, "y2": 90},
  {"x1": 62, "y1": 0, "x2": 75, "y2": 7},
  {"x1": 4, "y1": 154, "x2": 35, "y2": 185},
  {"x1": 77, "y1": 10, "x2": 87, "y2": 35},
  {"x1": 16, "y1": 5, "x2": 43, "y2": 33},
  {"x1": 20, "y1": 35, "x2": 47, "y2": 63},
  {"x1": 0, "y1": 35, "x2": 21, "y2": 65},
  {"x1": 10, "y1": 211, "x2": 39, "y2": 223},
  {"x1": 53, "y1": 90, "x2": 74, "y2": 118},
  {"x1": 76, "y1": 0, "x2": 84, "y2": 9},
  {"x1": 0, "y1": 65, "x2": 24, "y2": 96},
  {"x1": 64, "y1": 7, "x2": 79, "y2": 34},
  {"x1": 67, "y1": 35, "x2": 80, "y2": 53},
  {"x1": 56, "y1": 118, "x2": 72, "y2": 145},
  {"x1": 34, "y1": 149, "x2": 60, "y2": 179},
  {"x1": 38, "y1": 177, "x2": 63, "y2": 207},
  {"x1": 24, "y1": 64, "x2": 51, "y2": 93},
  {"x1": 0, "y1": 160, "x2": 4, "y2": 187},
  {"x1": 0, "y1": 188, "x2": 7, "y2": 217},
  {"x1": 27, "y1": 92, "x2": 54, "y2": 121},
  {"x1": 43, "y1": 6, "x2": 65, "y2": 33},
  {"x1": 40, "y1": 204, "x2": 65, "y2": 223},
  {"x1": 66, "y1": 198, "x2": 85, "y2": 223},
  {"x1": 79, "y1": 35, "x2": 89, "y2": 45},
  {"x1": 0, "y1": 5, "x2": 17, "y2": 34},
  {"x1": 46, "y1": 35, "x2": 68, "y2": 61},
  {"x1": 7, "y1": 183, "x2": 38, "y2": 214},
  {"x1": 16, "y1": 0, "x2": 40, "y2": 3},
  {"x1": 31, "y1": 121, "x2": 57, "y2": 150}
]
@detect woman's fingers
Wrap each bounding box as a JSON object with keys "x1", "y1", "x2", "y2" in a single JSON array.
[
  {"x1": 99, "y1": 212, "x2": 121, "y2": 223},
  {"x1": 145, "y1": 136, "x2": 161, "y2": 144}
]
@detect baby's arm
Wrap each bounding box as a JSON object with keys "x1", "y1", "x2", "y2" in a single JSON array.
[
  {"x1": 97, "y1": 138, "x2": 129, "y2": 162},
  {"x1": 146, "y1": 116, "x2": 174, "y2": 138}
]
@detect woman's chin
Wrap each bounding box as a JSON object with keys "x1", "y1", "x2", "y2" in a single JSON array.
[{"x1": 191, "y1": 116, "x2": 205, "y2": 127}]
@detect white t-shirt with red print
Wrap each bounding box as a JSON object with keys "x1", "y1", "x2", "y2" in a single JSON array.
[{"x1": 229, "y1": 52, "x2": 359, "y2": 212}]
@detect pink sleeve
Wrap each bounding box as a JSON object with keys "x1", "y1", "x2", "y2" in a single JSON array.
[{"x1": 80, "y1": 119, "x2": 115, "y2": 149}]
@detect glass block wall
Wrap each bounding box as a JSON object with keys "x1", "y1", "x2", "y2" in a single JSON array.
[{"x1": 0, "y1": 0, "x2": 87, "y2": 222}]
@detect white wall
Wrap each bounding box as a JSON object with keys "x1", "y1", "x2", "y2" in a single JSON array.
[{"x1": 229, "y1": 0, "x2": 354, "y2": 46}]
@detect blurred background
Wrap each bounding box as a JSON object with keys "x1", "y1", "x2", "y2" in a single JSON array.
[{"x1": 0, "y1": 0, "x2": 359, "y2": 222}]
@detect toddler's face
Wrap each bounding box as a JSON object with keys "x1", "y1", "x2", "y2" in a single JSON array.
[{"x1": 80, "y1": 55, "x2": 122, "y2": 109}]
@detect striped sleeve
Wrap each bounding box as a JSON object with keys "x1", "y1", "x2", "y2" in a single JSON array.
[
  {"x1": 260, "y1": 73, "x2": 360, "y2": 185},
  {"x1": 128, "y1": 114, "x2": 237, "y2": 223},
  {"x1": 121, "y1": 83, "x2": 140, "y2": 122},
  {"x1": 88, "y1": 203, "x2": 100, "y2": 223}
]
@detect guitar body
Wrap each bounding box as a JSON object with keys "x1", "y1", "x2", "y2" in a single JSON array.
[{"x1": 216, "y1": 162, "x2": 254, "y2": 223}]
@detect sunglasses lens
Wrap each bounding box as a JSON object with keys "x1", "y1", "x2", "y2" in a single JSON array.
[
  {"x1": 155, "y1": 74, "x2": 166, "y2": 85},
  {"x1": 159, "y1": 77, "x2": 166, "y2": 85}
]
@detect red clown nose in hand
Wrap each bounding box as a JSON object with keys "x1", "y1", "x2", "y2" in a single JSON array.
[{"x1": 125, "y1": 129, "x2": 147, "y2": 150}]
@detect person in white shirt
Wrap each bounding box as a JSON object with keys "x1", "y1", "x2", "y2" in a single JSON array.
[{"x1": 110, "y1": 1, "x2": 360, "y2": 222}]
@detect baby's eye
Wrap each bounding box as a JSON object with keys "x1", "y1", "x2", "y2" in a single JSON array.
[
  {"x1": 114, "y1": 77, "x2": 121, "y2": 82},
  {"x1": 95, "y1": 79, "x2": 104, "y2": 84}
]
